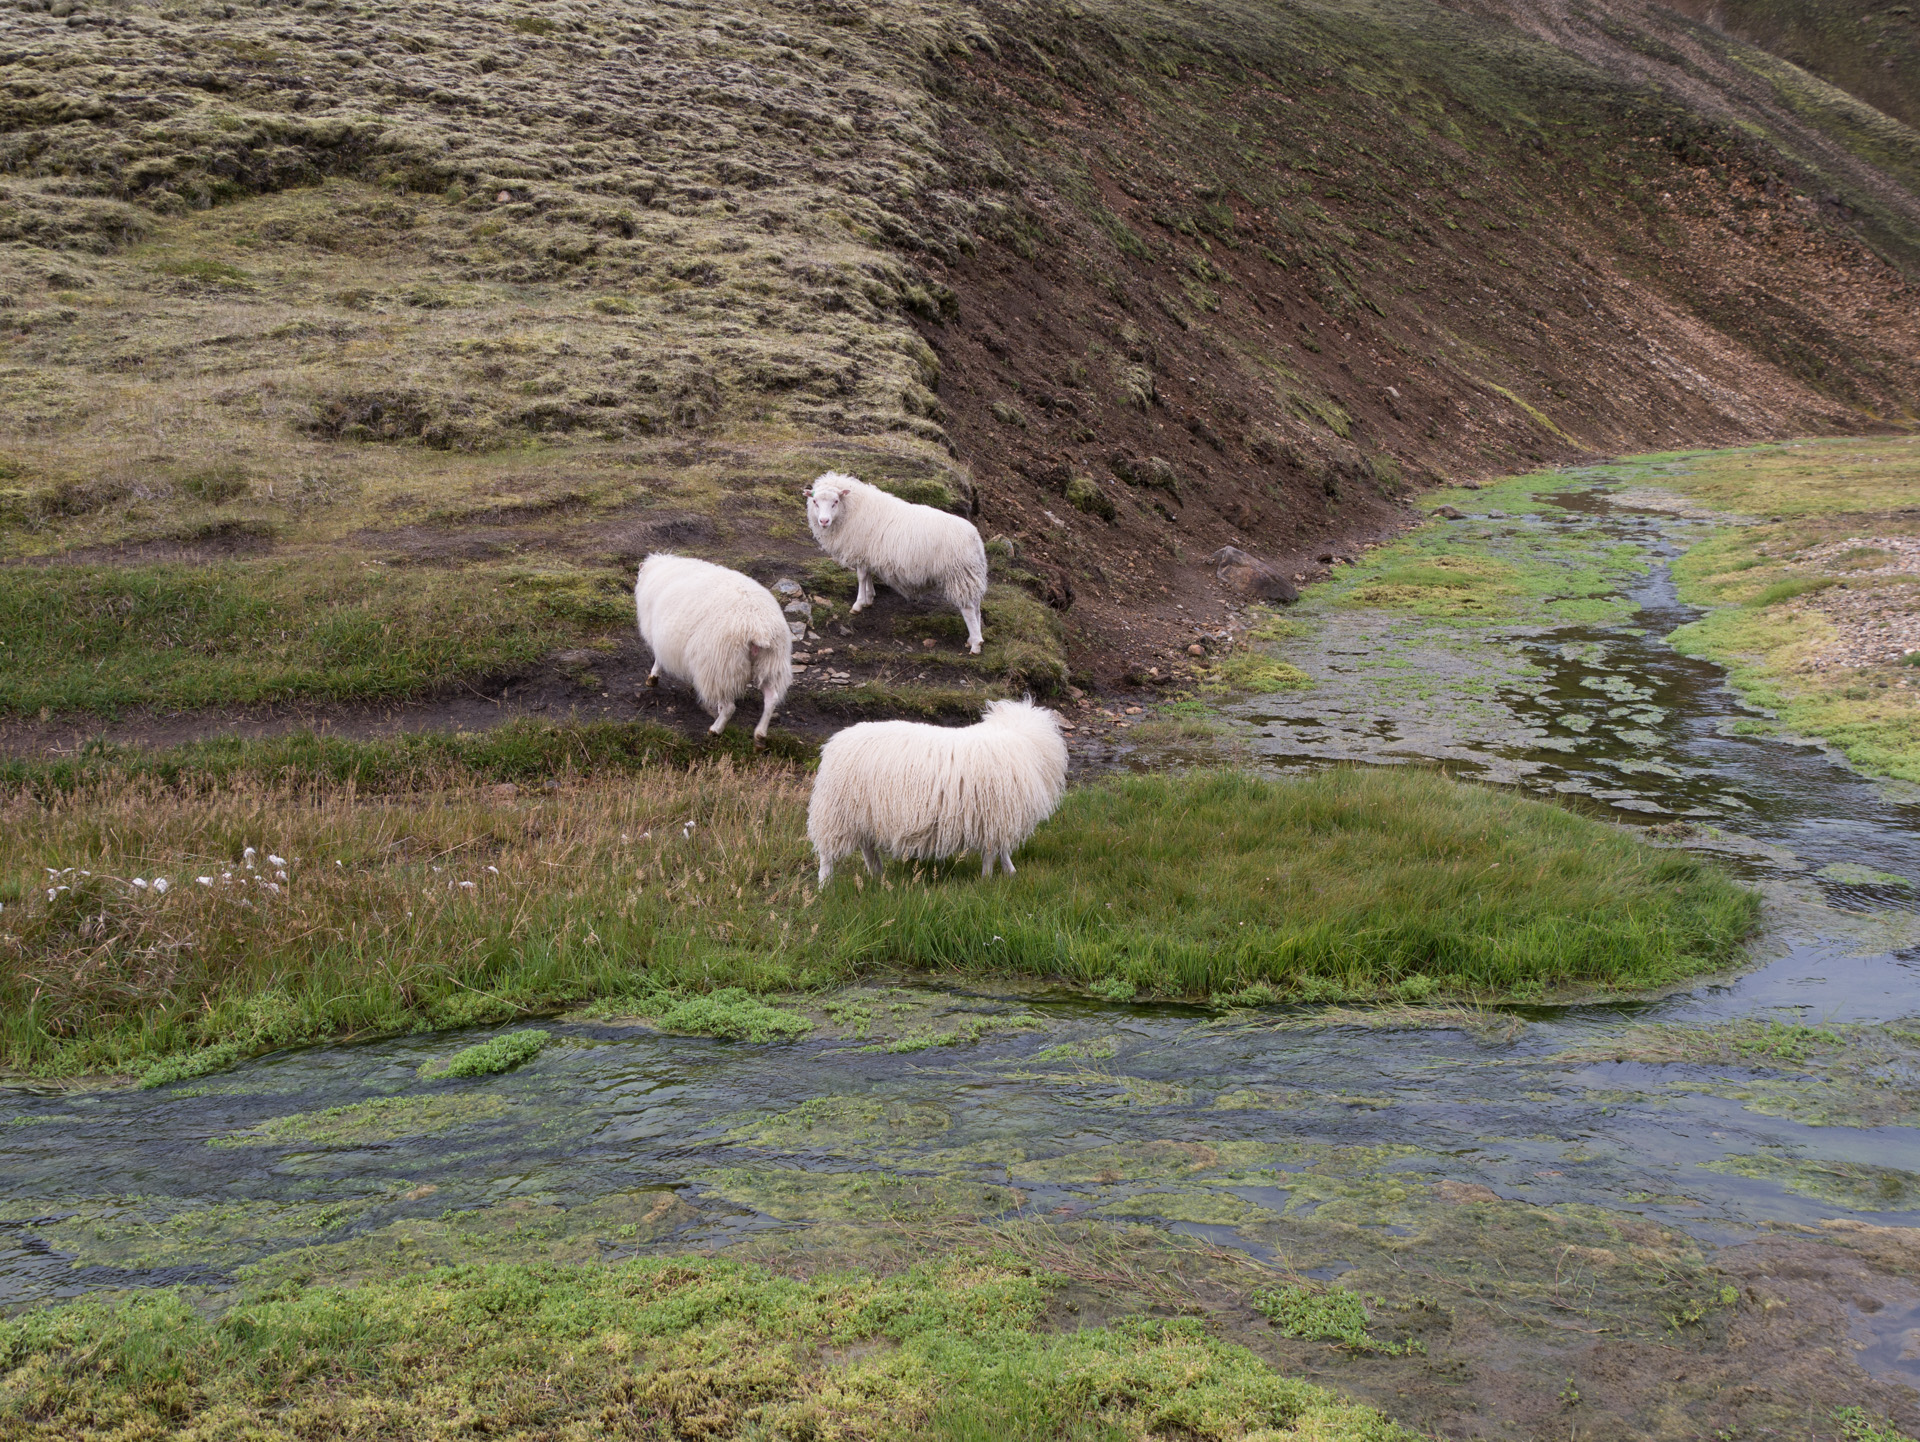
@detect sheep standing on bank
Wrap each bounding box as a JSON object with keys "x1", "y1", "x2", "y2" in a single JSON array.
[
  {"x1": 808, "y1": 698, "x2": 1069, "y2": 885},
  {"x1": 634, "y1": 553, "x2": 792, "y2": 743},
  {"x1": 805, "y1": 471, "x2": 989, "y2": 653}
]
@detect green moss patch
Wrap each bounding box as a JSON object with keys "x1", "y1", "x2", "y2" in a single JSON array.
[
  {"x1": 653, "y1": 989, "x2": 815, "y2": 1043},
  {"x1": 420, "y1": 1029, "x2": 550, "y2": 1079},
  {"x1": 0, "y1": 1252, "x2": 1411, "y2": 1441}
]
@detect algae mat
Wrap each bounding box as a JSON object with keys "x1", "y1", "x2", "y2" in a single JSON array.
[{"x1": 5, "y1": 961, "x2": 1920, "y2": 1438}]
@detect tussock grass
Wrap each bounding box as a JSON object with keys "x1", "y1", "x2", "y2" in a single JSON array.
[
  {"x1": 0, "y1": 1252, "x2": 1414, "y2": 1441},
  {"x1": 0, "y1": 763, "x2": 1753, "y2": 1078}
]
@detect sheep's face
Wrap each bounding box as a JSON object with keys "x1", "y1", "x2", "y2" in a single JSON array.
[{"x1": 808, "y1": 480, "x2": 849, "y2": 530}]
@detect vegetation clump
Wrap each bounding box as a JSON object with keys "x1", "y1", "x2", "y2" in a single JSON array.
[
  {"x1": 1253, "y1": 1285, "x2": 1417, "y2": 1354},
  {"x1": 654, "y1": 989, "x2": 815, "y2": 1043},
  {"x1": 421, "y1": 1029, "x2": 550, "y2": 1079}
]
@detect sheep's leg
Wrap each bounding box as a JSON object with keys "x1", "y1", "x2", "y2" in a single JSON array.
[
  {"x1": 981, "y1": 850, "x2": 996, "y2": 879},
  {"x1": 708, "y1": 699, "x2": 735, "y2": 735},
  {"x1": 645, "y1": 661, "x2": 660, "y2": 687},
  {"x1": 817, "y1": 856, "x2": 835, "y2": 887},
  {"x1": 851, "y1": 567, "x2": 875, "y2": 613},
  {"x1": 752, "y1": 685, "x2": 779, "y2": 746},
  {"x1": 999, "y1": 849, "x2": 1016, "y2": 876},
  {"x1": 961, "y1": 600, "x2": 984, "y2": 655},
  {"x1": 861, "y1": 841, "x2": 883, "y2": 876}
]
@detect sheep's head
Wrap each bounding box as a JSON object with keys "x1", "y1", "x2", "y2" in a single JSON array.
[{"x1": 807, "y1": 472, "x2": 856, "y2": 530}]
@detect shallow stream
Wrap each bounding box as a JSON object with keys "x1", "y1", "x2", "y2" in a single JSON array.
[{"x1": 4, "y1": 467, "x2": 1918, "y2": 1433}]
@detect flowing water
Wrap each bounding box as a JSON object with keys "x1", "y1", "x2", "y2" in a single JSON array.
[{"x1": 4, "y1": 470, "x2": 1918, "y2": 1434}]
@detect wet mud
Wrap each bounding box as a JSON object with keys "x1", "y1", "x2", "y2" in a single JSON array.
[{"x1": 5, "y1": 465, "x2": 1920, "y2": 1438}]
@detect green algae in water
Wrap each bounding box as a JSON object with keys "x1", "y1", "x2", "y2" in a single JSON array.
[
  {"x1": 1096, "y1": 1188, "x2": 1283, "y2": 1226},
  {"x1": 1703, "y1": 1153, "x2": 1920, "y2": 1209},
  {"x1": 420, "y1": 1029, "x2": 549, "y2": 1079},
  {"x1": 240, "y1": 1190, "x2": 696, "y2": 1288},
  {"x1": 30, "y1": 1195, "x2": 390, "y2": 1272},
  {"x1": 1011, "y1": 1139, "x2": 1272, "y2": 1184},
  {"x1": 1817, "y1": 863, "x2": 1913, "y2": 889},
  {"x1": 655, "y1": 988, "x2": 814, "y2": 1042},
  {"x1": 695, "y1": 1166, "x2": 1019, "y2": 1222},
  {"x1": 721, "y1": 1095, "x2": 951, "y2": 1149},
  {"x1": 211, "y1": 1091, "x2": 516, "y2": 1148}
]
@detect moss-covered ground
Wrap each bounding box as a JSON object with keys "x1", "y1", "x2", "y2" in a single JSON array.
[
  {"x1": 0, "y1": 755, "x2": 1754, "y2": 1079},
  {"x1": 0, "y1": 1247, "x2": 1417, "y2": 1441}
]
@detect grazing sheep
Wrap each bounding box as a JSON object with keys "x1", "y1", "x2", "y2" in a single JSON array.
[
  {"x1": 634, "y1": 553, "x2": 792, "y2": 743},
  {"x1": 806, "y1": 471, "x2": 989, "y2": 653},
  {"x1": 808, "y1": 697, "x2": 1069, "y2": 885}
]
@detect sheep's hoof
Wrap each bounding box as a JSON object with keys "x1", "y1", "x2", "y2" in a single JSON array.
[
  {"x1": 969, "y1": 643, "x2": 982, "y2": 655},
  {"x1": 645, "y1": 675, "x2": 659, "y2": 688},
  {"x1": 752, "y1": 735, "x2": 767, "y2": 751}
]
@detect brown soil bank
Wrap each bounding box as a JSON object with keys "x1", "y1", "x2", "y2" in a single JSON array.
[{"x1": 0, "y1": 0, "x2": 1914, "y2": 718}]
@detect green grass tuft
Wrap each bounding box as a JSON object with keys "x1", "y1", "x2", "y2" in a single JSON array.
[{"x1": 421, "y1": 1028, "x2": 550, "y2": 1078}]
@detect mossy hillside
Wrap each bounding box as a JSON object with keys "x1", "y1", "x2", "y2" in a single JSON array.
[
  {"x1": 0, "y1": 1253, "x2": 1416, "y2": 1442},
  {"x1": 0, "y1": 763, "x2": 1754, "y2": 1077}
]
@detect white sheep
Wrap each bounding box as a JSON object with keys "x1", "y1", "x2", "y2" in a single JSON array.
[
  {"x1": 806, "y1": 471, "x2": 989, "y2": 653},
  {"x1": 634, "y1": 553, "x2": 792, "y2": 743},
  {"x1": 808, "y1": 697, "x2": 1069, "y2": 885}
]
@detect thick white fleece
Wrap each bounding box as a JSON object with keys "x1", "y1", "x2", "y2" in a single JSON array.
[
  {"x1": 806, "y1": 471, "x2": 989, "y2": 650},
  {"x1": 807, "y1": 698, "x2": 1069, "y2": 883},
  {"x1": 634, "y1": 553, "x2": 793, "y2": 739}
]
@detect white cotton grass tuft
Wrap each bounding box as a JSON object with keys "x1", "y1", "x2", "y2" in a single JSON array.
[
  {"x1": 152, "y1": 879, "x2": 169, "y2": 894},
  {"x1": 131, "y1": 878, "x2": 148, "y2": 889},
  {"x1": 198, "y1": 877, "x2": 214, "y2": 886},
  {"x1": 268, "y1": 855, "x2": 287, "y2": 868}
]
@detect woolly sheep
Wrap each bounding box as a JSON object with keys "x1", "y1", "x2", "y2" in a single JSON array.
[
  {"x1": 806, "y1": 471, "x2": 989, "y2": 653},
  {"x1": 807, "y1": 697, "x2": 1068, "y2": 885},
  {"x1": 634, "y1": 553, "x2": 793, "y2": 743}
]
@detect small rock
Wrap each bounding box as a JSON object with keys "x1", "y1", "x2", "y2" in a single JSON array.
[
  {"x1": 772, "y1": 578, "x2": 803, "y2": 596},
  {"x1": 921, "y1": 637, "x2": 936, "y2": 649},
  {"x1": 1433, "y1": 504, "x2": 1465, "y2": 519},
  {"x1": 783, "y1": 599, "x2": 812, "y2": 618},
  {"x1": 1486, "y1": 510, "x2": 1508, "y2": 519},
  {"x1": 1207, "y1": 545, "x2": 1299, "y2": 604},
  {"x1": 1067, "y1": 685, "x2": 1086, "y2": 700},
  {"x1": 496, "y1": 190, "x2": 512, "y2": 203},
  {"x1": 1124, "y1": 706, "x2": 1143, "y2": 715},
  {"x1": 1457, "y1": 480, "x2": 1481, "y2": 490},
  {"x1": 787, "y1": 620, "x2": 807, "y2": 641},
  {"x1": 1187, "y1": 643, "x2": 1206, "y2": 657}
]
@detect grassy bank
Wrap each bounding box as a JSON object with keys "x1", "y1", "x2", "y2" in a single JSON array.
[
  {"x1": 0, "y1": 1247, "x2": 1413, "y2": 1441},
  {"x1": 0, "y1": 752, "x2": 1755, "y2": 1078},
  {"x1": 1626, "y1": 437, "x2": 1920, "y2": 782}
]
